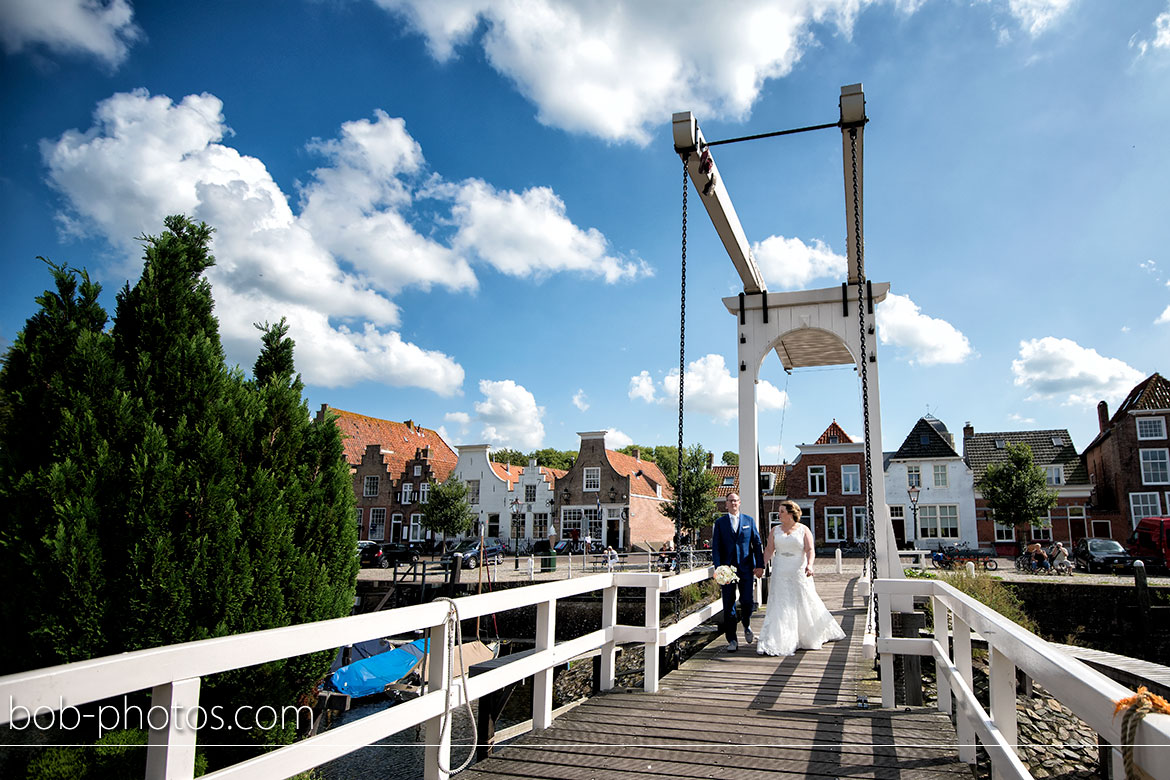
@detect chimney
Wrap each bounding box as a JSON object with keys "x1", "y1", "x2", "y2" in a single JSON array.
[
  {"x1": 963, "y1": 422, "x2": 974, "y2": 439},
  {"x1": 316, "y1": 403, "x2": 330, "y2": 422},
  {"x1": 632, "y1": 447, "x2": 640, "y2": 461},
  {"x1": 403, "y1": 419, "x2": 414, "y2": 430},
  {"x1": 1097, "y1": 401, "x2": 1109, "y2": 432},
  {"x1": 706, "y1": 452, "x2": 714, "y2": 469}
]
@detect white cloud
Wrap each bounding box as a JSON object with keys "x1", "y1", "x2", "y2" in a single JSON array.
[
  {"x1": 0, "y1": 0, "x2": 140, "y2": 66},
  {"x1": 1008, "y1": 412, "x2": 1036, "y2": 424},
  {"x1": 447, "y1": 179, "x2": 649, "y2": 283},
  {"x1": 762, "y1": 444, "x2": 788, "y2": 460},
  {"x1": 753, "y1": 235, "x2": 847, "y2": 290},
  {"x1": 656, "y1": 354, "x2": 788, "y2": 424},
  {"x1": 1156, "y1": 305, "x2": 1170, "y2": 325},
  {"x1": 876, "y1": 293, "x2": 973, "y2": 365},
  {"x1": 1130, "y1": 3, "x2": 1170, "y2": 57},
  {"x1": 446, "y1": 411, "x2": 471, "y2": 425},
  {"x1": 572, "y1": 389, "x2": 589, "y2": 411},
  {"x1": 1005, "y1": 0, "x2": 1076, "y2": 36},
  {"x1": 474, "y1": 379, "x2": 546, "y2": 449},
  {"x1": 1011, "y1": 337, "x2": 1145, "y2": 406},
  {"x1": 629, "y1": 370, "x2": 657, "y2": 403},
  {"x1": 605, "y1": 428, "x2": 633, "y2": 449}
]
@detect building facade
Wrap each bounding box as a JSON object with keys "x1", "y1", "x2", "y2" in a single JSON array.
[
  {"x1": 884, "y1": 416, "x2": 977, "y2": 551},
  {"x1": 785, "y1": 421, "x2": 870, "y2": 546}
]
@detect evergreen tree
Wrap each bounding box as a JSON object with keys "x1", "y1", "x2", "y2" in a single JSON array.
[
  {"x1": 660, "y1": 444, "x2": 719, "y2": 539},
  {"x1": 977, "y1": 443, "x2": 1058, "y2": 548},
  {"x1": 421, "y1": 477, "x2": 476, "y2": 542}
]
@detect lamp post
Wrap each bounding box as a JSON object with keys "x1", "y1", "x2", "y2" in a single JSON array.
[{"x1": 907, "y1": 485, "x2": 921, "y2": 550}]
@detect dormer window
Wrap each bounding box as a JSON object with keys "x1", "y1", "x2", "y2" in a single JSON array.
[
  {"x1": 1051, "y1": 436, "x2": 1064, "y2": 447},
  {"x1": 994, "y1": 439, "x2": 1006, "y2": 449},
  {"x1": 722, "y1": 477, "x2": 735, "y2": 487},
  {"x1": 1045, "y1": 466, "x2": 1064, "y2": 486},
  {"x1": 829, "y1": 435, "x2": 839, "y2": 444}
]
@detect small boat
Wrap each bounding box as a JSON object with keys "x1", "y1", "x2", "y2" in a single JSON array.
[{"x1": 328, "y1": 639, "x2": 498, "y2": 700}]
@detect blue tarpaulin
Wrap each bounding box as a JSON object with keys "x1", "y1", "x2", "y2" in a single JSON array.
[{"x1": 329, "y1": 638, "x2": 428, "y2": 698}]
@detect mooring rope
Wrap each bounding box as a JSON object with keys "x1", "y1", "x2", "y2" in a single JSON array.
[
  {"x1": 1114, "y1": 686, "x2": 1170, "y2": 780},
  {"x1": 433, "y1": 597, "x2": 477, "y2": 776}
]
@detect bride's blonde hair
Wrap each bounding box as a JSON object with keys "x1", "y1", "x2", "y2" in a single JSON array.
[{"x1": 779, "y1": 500, "x2": 802, "y2": 521}]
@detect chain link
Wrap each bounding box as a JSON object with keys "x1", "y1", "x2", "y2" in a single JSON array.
[
  {"x1": 676, "y1": 155, "x2": 689, "y2": 550},
  {"x1": 850, "y1": 128, "x2": 879, "y2": 618}
]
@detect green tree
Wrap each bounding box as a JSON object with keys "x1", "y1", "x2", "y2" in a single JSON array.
[
  {"x1": 617, "y1": 444, "x2": 679, "y2": 484},
  {"x1": 660, "y1": 444, "x2": 719, "y2": 540},
  {"x1": 977, "y1": 443, "x2": 1058, "y2": 549},
  {"x1": 490, "y1": 448, "x2": 528, "y2": 467},
  {"x1": 531, "y1": 448, "x2": 575, "y2": 470},
  {"x1": 721, "y1": 451, "x2": 739, "y2": 466},
  {"x1": 422, "y1": 476, "x2": 476, "y2": 542}
]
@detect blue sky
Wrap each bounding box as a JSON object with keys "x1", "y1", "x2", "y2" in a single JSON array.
[{"x1": 2, "y1": 0, "x2": 1168, "y2": 463}]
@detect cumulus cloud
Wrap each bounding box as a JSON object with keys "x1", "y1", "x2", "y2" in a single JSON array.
[
  {"x1": 1130, "y1": 2, "x2": 1170, "y2": 57},
  {"x1": 0, "y1": 0, "x2": 140, "y2": 66},
  {"x1": 1011, "y1": 337, "x2": 1145, "y2": 406},
  {"x1": 1155, "y1": 305, "x2": 1170, "y2": 325},
  {"x1": 605, "y1": 428, "x2": 633, "y2": 449},
  {"x1": 633, "y1": 354, "x2": 787, "y2": 423},
  {"x1": 1008, "y1": 412, "x2": 1036, "y2": 424},
  {"x1": 40, "y1": 89, "x2": 636, "y2": 394},
  {"x1": 474, "y1": 379, "x2": 546, "y2": 449},
  {"x1": 571, "y1": 389, "x2": 589, "y2": 411},
  {"x1": 876, "y1": 293, "x2": 973, "y2": 365},
  {"x1": 1005, "y1": 0, "x2": 1076, "y2": 36},
  {"x1": 753, "y1": 235, "x2": 847, "y2": 290}
]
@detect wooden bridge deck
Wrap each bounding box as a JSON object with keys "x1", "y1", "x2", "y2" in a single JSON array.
[{"x1": 459, "y1": 576, "x2": 971, "y2": 780}]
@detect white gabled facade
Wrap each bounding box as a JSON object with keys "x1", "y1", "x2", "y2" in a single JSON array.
[{"x1": 452, "y1": 444, "x2": 511, "y2": 542}]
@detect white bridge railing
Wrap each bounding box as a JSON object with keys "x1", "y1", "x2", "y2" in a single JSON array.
[
  {"x1": 874, "y1": 577, "x2": 1170, "y2": 780},
  {"x1": 0, "y1": 567, "x2": 719, "y2": 780}
]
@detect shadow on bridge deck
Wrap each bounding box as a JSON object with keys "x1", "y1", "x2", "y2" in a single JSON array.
[{"x1": 458, "y1": 576, "x2": 969, "y2": 780}]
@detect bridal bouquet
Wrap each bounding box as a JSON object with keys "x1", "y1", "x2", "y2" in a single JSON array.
[{"x1": 713, "y1": 565, "x2": 739, "y2": 585}]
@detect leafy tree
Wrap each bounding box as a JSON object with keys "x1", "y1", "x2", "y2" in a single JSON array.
[
  {"x1": 660, "y1": 444, "x2": 719, "y2": 540},
  {"x1": 490, "y1": 448, "x2": 528, "y2": 467},
  {"x1": 977, "y1": 443, "x2": 1058, "y2": 549},
  {"x1": 422, "y1": 476, "x2": 476, "y2": 542},
  {"x1": 721, "y1": 451, "x2": 739, "y2": 466},
  {"x1": 617, "y1": 444, "x2": 680, "y2": 484},
  {"x1": 531, "y1": 448, "x2": 575, "y2": 470}
]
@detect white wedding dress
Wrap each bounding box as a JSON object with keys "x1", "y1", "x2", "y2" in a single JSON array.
[{"x1": 757, "y1": 525, "x2": 846, "y2": 657}]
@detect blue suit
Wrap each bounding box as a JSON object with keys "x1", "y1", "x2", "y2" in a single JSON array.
[{"x1": 711, "y1": 513, "x2": 765, "y2": 643}]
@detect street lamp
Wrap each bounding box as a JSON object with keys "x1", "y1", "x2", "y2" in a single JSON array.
[{"x1": 907, "y1": 485, "x2": 921, "y2": 550}]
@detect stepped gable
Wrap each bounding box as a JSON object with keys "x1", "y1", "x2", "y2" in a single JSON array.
[
  {"x1": 711, "y1": 464, "x2": 787, "y2": 497},
  {"x1": 965, "y1": 428, "x2": 1087, "y2": 484},
  {"x1": 815, "y1": 420, "x2": 853, "y2": 444},
  {"x1": 489, "y1": 461, "x2": 523, "y2": 489},
  {"x1": 328, "y1": 408, "x2": 458, "y2": 481},
  {"x1": 605, "y1": 449, "x2": 673, "y2": 499},
  {"x1": 893, "y1": 415, "x2": 958, "y2": 460}
]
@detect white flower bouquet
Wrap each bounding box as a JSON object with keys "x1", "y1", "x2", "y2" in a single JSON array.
[{"x1": 714, "y1": 565, "x2": 739, "y2": 586}]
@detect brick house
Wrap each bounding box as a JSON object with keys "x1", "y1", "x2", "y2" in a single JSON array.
[
  {"x1": 786, "y1": 421, "x2": 870, "y2": 546},
  {"x1": 1083, "y1": 372, "x2": 1170, "y2": 533},
  {"x1": 963, "y1": 424, "x2": 1093, "y2": 555},
  {"x1": 556, "y1": 432, "x2": 673, "y2": 551},
  {"x1": 318, "y1": 405, "x2": 458, "y2": 544},
  {"x1": 883, "y1": 416, "x2": 976, "y2": 551},
  {"x1": 710, "y1": 460, "x2": 788, "y2": 545}
]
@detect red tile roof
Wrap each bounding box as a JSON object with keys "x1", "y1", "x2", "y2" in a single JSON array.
[
  {"x1": 326, "y1": 407, "x2": 458, "y2": 482},
  {"x1": 605, "y1": 449, "x2": 673, "y2": 498},
  {"x1": 815, "y1": 420, "x2": 853, "y2": 444},
  {"x1": 489, "y1": 461, "x2": 522, "y2": 488}
]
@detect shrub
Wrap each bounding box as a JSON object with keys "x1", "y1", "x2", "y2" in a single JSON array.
[{"x1": 940, "y1": 570, "x2": 1037, "y2": 634}]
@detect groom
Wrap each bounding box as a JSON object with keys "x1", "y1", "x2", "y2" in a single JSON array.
[{"x1": 711, "y1": 493, "x2": 765, "y2": 651}]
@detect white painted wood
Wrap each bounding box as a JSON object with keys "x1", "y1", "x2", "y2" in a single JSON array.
[
  {"x1": 146, "y1": 677, "x2": 200, "y2": 780},
  {"x1": 533, "y1": 600, "x2": 555, "y2": 730},
  {"x1": 464, "y1": 630, "x2": 608, "y2": 705},
  {"x1": 953, "y1": 613, "x2": 976, "y2": 764},
  {"x1": 840, "y1": 83, "x2": 865, "y2": 285},
  {"x1": 601, "y1": 586, "x2": 618, "y2": 690},
  {"x1": 424, "y1": 618, "x2": 451, "y2": 780},
  {"x1": 659, "y1": 599, "x2": 723, "y2": 646},
  {"x1": 989, "y1": 646, "x2": 1018, "y2": 780},
  {"x1": 878, "y1": 596, "x2": 895, "y2": 708},
  {"x1": 644, "y1": 585, "x2": 661, "y2": 693},
  {"x1": 933, "y1": 595, "x2": 952, "y2": 715}
]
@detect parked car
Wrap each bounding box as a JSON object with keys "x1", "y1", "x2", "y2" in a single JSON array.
[
  {"x1": 360, "y1": 542, "x2": 423, "y2": 569},
  {"x1": 1127, "y1": 516, "x2": 1170, "y2": 573},
  {"x1": 442, "y1": 539, "x2": 506, "y2": 569},
  {"x1": 1072, "y1": 538, "x2": 1135, "y2": 573}
]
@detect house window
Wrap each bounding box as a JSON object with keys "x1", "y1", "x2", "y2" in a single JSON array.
[
  {"x1": 760, "y1": 472, "x2": 774, "y2": 492},
  {"x1": 525, "y1": 483, "x2": 537, "y2": 502},
  {"x1": 1130, "y1": 492, "x2": 1162, "y2": 523},
  {"x1": 413, "y1": 465, "x2": 422, "y2": 477},
  {"x1": 994, "y1": 439, "x2": 1006, "y2": 449},
  {"x1": 410, "y1": 514, "x2": 423, "y2": 542},
  {"x1": 825, "y1": 508, "x2": 846, "y2": 542},
  {"x1": 888, "y1": 505, "x2": 905, "y2": 521},
  {"x1": 369, "y1": 508, "x2": 386, "y2": 541},
  {"x1": 1033, "y1": 514, "x2": 1053, "y2": 541},
  {"x1": 562, "y1": 508, "x2": 583, "y2": 536},
  {"x1": 400, "y1": 483, "x2": 413, "y2": 504},
  {"x1": 853, "y1": 507, "x2": 868, "y2": 542},
  {"x1": 355, "y1": 508, "x2": 362, "y2": 530},
  {"x1": 722, "y1": 477, "x2": 735, "y2": 487},
  {"x1": 841, "y1": 465, "x2": 860, "y2": 495},
  {"x1": 532, "y1": 514, "x2": 548, "y2": 538},
  {"x1": 1140, "y1": 449, "x2": 1169, "y2": 484},
  {"x1": 919, "y1": 505, "x2": 959, "y2": 539},
  {"x1": 391, "y1": 513, "x2": 402, "y2": 542},
  {"x1": 467, "y1": 480, "x2": 480, "y2": 504},
  {"x1": 584, "y1": 467, "x2": 601, "y2": 491},
  {"x1": 993, "y1": 510, "x2": 1015, "y2": 541},
  {"x1": 829, "y1": 435, "x2": 839, "y2": 444},
  {"x1": 1137, "y1": 417, "x2": 1167, "y2": 440},
  {"x1": 933, "y1": 464, "x2": 948, "y2": 488},
  {"x1": 487, "y1": 514, "x2": 500, "y2": 537},
  {"x1": 808, "y1": 466, "x2": 827, "y2": 495},
  {"x1": 1051, "y1": 436, "x2": 1064, "y2": 447},
  {"x1": 769, "y1": 511, "x2": 780, "y2": 525},
  {"x1": 589, "y1": 515, "x2": 603, "y2": 543},
  {"x1": 1046, "y1": 466, "x2": 1064, "y2": 486},
  {"x1": 907, "y1": 465, "x2": 920, "y2": 488},
  {"x1": 364, "y1": 476, "x2": 379, "y2": 497},
  {"x1": 1091, "y1": 520, "x2": 1112, "y2": 538},
  {"x1": 420, "y1": 482, "x2": 430, "y2": 504}
]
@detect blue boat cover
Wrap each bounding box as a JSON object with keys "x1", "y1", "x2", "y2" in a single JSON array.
[{"x1": 329, "y1": 638, "x2": 428, "y2": 698}]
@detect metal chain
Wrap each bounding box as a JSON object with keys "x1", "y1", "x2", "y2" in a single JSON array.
[
  {"x1": 850, "y1": 128, "x2": 879, "y2": 613},
  {"x1": 675, "y1": 155, "x2": 689, "y2": 551}
]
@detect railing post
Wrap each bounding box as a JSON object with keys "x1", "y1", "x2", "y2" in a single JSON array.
[
  {"x1": 643, "y1": 581, "x2": 661, "y2": 693},
  {"x1": 146, "y1": 678, "x2": 200, "y2": 780},
  {"x1": 878, "y1": 588, "x2": 895, "y2": 708},
  {"x1": 533, "y1": 599, "x2": 556, "y2": 729},
  {"x1": 953, "y1": 614, "x2": 975, "y2": 764},
  {"x1": 601, "y1": 584, "x2": 618, "y2": 691},
  {"x1": 424, "y1": 619, "x2": 451, "y2": 780},
  {"x1": 989, "y1": 644, "x2": 1018, "y2": 780},
  {"x1": 932, "y1": 595, "x2": 952, "y2": 716}
]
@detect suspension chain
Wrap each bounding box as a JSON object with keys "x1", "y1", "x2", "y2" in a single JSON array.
[
  {"x1": 850, "y1": 128, "x2": 879, "y2": 610},
  {"x1": 675, "y1": 154, "x2": 689, "y2": 550}
]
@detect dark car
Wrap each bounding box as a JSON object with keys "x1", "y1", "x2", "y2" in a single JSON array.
[
  {"x1": 1072, "y1": 538, "x2": 1134, "y2": 573},
  {"x1": 360, "y1": 542, "x2": 423, "y2": 569},
  {"x1": 442, "y1": 539, "x2": 506, "y2": 569}
]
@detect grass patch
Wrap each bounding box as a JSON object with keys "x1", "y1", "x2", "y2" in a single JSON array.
[{"x1": 940, "y1": 569, "x2": 1037, "y2": 633}]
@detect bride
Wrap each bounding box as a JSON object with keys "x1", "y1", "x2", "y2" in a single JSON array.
[{"x1": 757, "y1": 500, "x2": 845, "y2": 657}]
